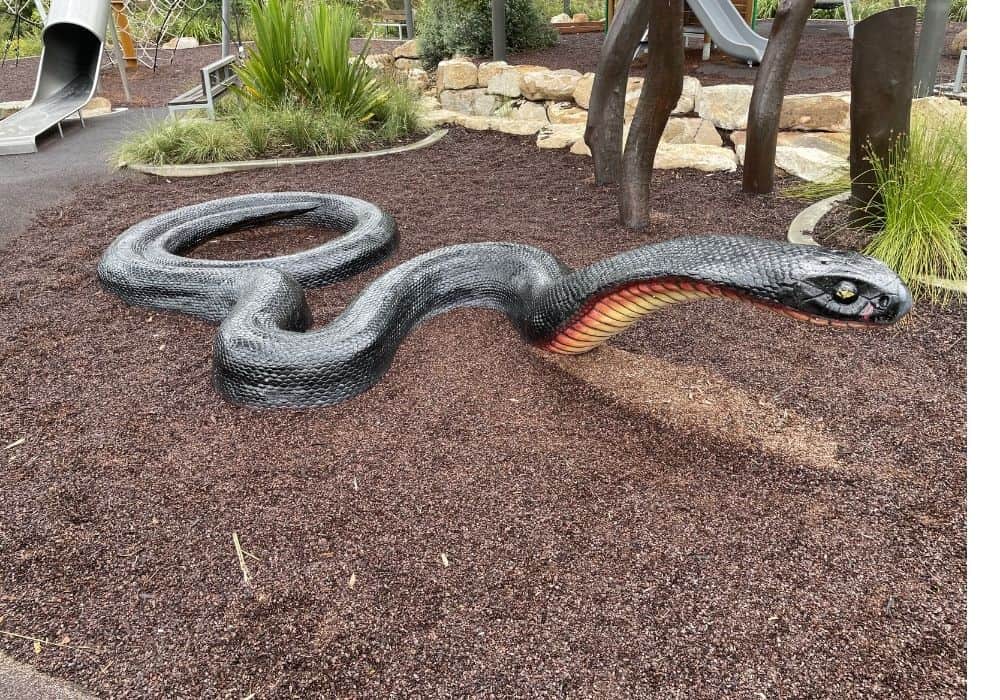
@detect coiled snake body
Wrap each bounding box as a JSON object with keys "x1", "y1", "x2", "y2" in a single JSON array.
[{"x1": 98, "y1": 193, "x2": 911, "y2": 408}]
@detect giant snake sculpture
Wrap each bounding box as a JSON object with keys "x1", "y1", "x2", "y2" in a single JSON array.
[{"x1": 98, "y1": 193, "x2": 912, "y2": 408}]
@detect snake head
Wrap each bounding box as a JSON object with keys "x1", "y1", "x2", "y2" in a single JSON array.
[{"x1": 778, "y1": 247, "x2": 912, "y2": 327}]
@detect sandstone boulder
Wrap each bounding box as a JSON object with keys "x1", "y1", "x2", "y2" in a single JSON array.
[
  {"x1": 486, "y1": 65, "x2": 549, "y2": 98},
  {"x1": 452, "y1": 114, "x2": 493, "y2": 131},
  {"x1": 494, "y1": 119, "x2": 547, "y2": 135},
  {"x1": 949, "y1": 29, "x2": 967, "y2": 57},
  {"x1": 652, "y1": 144, "x2": 738, "y2": 172},
  {"x1": 674, "y1": 76, "x2": 701, "y2": 115},
  {"x1": 573, "y1": 73, "x2": 643, "y2": 110},
  {"x1": 437, "y1": 58, "x2": 479, "y2": 92},
  {"x1": 440, "y1": 88, "x2": 499, "y2": 116},
  {"x1": 731, "y1": 129, "x2": 850, "y2": 159},
  {"x1": 82, "y1": 96, "x2": 112, "y2": 118},
  {"x1": 911, "y1": 95, "x2": 967, "y2": 124},
  {"x1": 515, "y1": 100, "x2": 549, "y2": 122},
  {"x1": 779, "y1": 92, "x2": 851, "y2": 132},
  {"x1": 696, "y1": 84, "x2": 753, "y2": 130},
  {"x1": 162, "y1": 36, "x2": 198, "y2": 50},
  {"x1": 547, "y1": 101, "x2": 588, "y2": 124},
  {"x1": 406, "y1": 68, "x2": 430, "y2": 91},
  {"x1": 733, "y1": 138, "x2": 848, "y2": 182},
  {"x1": 0, "y1": 100, "x2": 29, "y2": 118},
  {"x1": 393, "y1": 39, "x2": 420, "y2": 59},
  {"x1": 422, "y1": 109, "x2": 459, "y2": 128},
  {"x1": 365, "y1": 53, "x2": 394, "y2": 72},
  {"x1": 520, "y1": 69, "x2": 582, "y2": 101},
  {"x1": 478, "y1": 61, "x2": 509, "y2": 87},
  {"x1": 536, "y1": 123, "x2": 586, "y2": 149},
  {"x1": 660, "y1": 118, "x2": 723, "y2": 147},
  {"x1": 395, "y1": 57, "x2": 422, "y2": 72}
]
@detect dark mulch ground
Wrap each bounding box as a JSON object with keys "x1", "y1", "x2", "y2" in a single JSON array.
[
  {"x1": 0, "y1": 129, "x2": 965, "y2": 698},
  {"x1": 813, "y1": 201, "x2": 875, "y2": 251}
]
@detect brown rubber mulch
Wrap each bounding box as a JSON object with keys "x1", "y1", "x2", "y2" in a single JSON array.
[{"x1": 0, "y1": 129, "x2": 965, "y2": 697}]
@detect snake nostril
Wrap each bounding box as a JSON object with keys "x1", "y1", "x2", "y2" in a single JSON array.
[{"x1": 875, "y1": 295, "x2": 891, "y2": 310}]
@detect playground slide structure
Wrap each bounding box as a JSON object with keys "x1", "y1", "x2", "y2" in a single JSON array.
[
  {"x1": 634, "y1": 0, "x2": 767, "y2": 66},
  {"x1": 687, "y1": 0, "x2": 767, "y2": 64},
  {"x1": 0, "y1": 0, "x2": 110, "y2": 155}
]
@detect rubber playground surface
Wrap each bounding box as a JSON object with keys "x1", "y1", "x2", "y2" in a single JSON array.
[{"x1": 0, "y1": 128, "x2": 966, "y2": 697}]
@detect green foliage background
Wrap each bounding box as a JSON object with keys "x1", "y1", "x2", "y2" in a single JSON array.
[{"x1": 417, "y1": 0, "x2": 557, "y2": 67}]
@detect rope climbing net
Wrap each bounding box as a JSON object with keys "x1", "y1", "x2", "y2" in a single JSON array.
[{"x1": 111, "y1": 0, "x2": 212, "y2": 68}]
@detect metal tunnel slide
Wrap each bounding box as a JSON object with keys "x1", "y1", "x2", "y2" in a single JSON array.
[
  {"x1": 0, "y1": 0, "x2": 110, "y2": 155},
  {"x1": 686, "y1": 0, "x2": 767, "y2": 64},
  {"x1": 635, "y1": 0, "x2": 768, "y2": 65}
]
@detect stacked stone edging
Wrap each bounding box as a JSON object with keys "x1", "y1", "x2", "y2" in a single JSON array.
[{"x1": 364, "y1": 51, "x2": 967, "y2": 180}]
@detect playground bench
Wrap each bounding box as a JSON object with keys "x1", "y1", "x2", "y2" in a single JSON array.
[
  {"x1": 373, "y1": 10, "x2": 409, "y2": 40},
  {"x1": 551, "y1": 21, "x2": 605, "y2": 34},
  {"x1": 168, "y1": 55, "x2": 239, "y2": 120}
]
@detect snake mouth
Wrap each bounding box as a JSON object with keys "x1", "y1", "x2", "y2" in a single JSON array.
[
  {"x1": 540, "y1": 279, "x2": 887, "y2": 355},
  {"x1": 751, "y1": 298, "x2": 882, "y2": 329}
]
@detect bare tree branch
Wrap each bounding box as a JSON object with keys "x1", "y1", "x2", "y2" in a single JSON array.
[
  {"x1": 584, "y1": 0, "x2": 651, "y2": 185},
  {"x1": 619, "y1": 0, "x2": 684, "y2": 229},
  {"x1": 742, "y1": 0, "x2": 814, "y2": 194}
]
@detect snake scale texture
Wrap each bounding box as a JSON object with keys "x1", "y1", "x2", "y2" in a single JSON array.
[{"x1": 98, "y1": 193, "x2": 911, "y2": 408}]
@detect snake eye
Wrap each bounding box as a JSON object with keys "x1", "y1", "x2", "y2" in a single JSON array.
[{"x1": 834, "y1": 281, "x2": 858, "y2": 303}]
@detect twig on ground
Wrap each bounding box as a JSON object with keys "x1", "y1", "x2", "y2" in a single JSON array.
[
  {"x1": 0, "y1": 629, "x2": 98, "y2": 652},
  {"x1": 232, "y1": 532, "x2": 252, "y2": 584}
]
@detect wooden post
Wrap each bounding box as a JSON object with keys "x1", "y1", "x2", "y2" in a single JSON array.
[
  {"x1": 742, "y1": 0, "x2": 814, "y2": 194},
  {"x1": 849, "y1": 6, "x2": 916, "y2": 227},
  {"x1": 222, "y1": 0, "x2": 231, "y2": 57},
  {"x1": 584, "y1": 0, "x2": 651, "y2": 185},
  {"x1": 913, "y1": 0, "x2": 951, "y2": 97},
  {"x1": 404, "y1": 0, "x2": 415, "y2": 40},
  {"x1": 491, "y1": 0, "x2": 507, "y2": 62},
  {"x1": 111, "y1": 1, "x2": 137, "y2": 68},
  {"x1": 619, "y1": 0, "x2": 684, "y2": 229}
]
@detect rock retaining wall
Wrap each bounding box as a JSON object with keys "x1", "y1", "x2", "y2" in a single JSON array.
[{"x1": 367, "y1": 52, "x2": 967, "y2": 181}]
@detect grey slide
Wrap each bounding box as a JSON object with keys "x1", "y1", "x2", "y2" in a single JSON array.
[
  {"x1": 0, "y1": 0, "x2": 110, "y2": 155},
  {"x1": 687, "y1": 0, "x2": 767, "y2": 64}
]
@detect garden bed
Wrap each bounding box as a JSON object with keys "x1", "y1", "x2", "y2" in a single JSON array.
[{"x1": 0, "y1": 129, "x2": 965, "y2": 697}]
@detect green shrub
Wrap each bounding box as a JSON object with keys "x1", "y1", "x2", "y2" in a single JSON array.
[
  {"x1": 0, "y1": 10, "x2": 43, "y2": 57},
  {"x1": 862, "y1": 112, "x2": 967, "y2": 302},
  {"x1": 534, "y1": 0, "x2": 606, "y2": 20},
  {"x1": 418, "y1": 0, "x2": 557, "y2": 68},
  {"x1": 236, "y1": 0, "x2": 387, "y2": 120},
  {"x1": 757, "y1": 0, "x2": 967, "y2": 22},
  {"x1": 116, "y1": 118, "x2": 252, "y2": 165},
  {"x1": 371, "y1": 79, "x2": 424, "y2": 140}
]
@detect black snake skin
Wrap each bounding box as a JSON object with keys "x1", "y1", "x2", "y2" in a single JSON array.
[{"x1": 98, "y1": 193, "x2": 912, "y2": 408}]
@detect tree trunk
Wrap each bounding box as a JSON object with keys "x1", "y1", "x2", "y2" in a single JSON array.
[
  {"x1": 618, "y1": 0, "x2": 684, "y2": 229},
  {"x1": 584, "y1": 0, "x2": 651, "y2": 185},
  {"x1": 742, "y1": 0, "x2": 814, "y2": 194}
]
